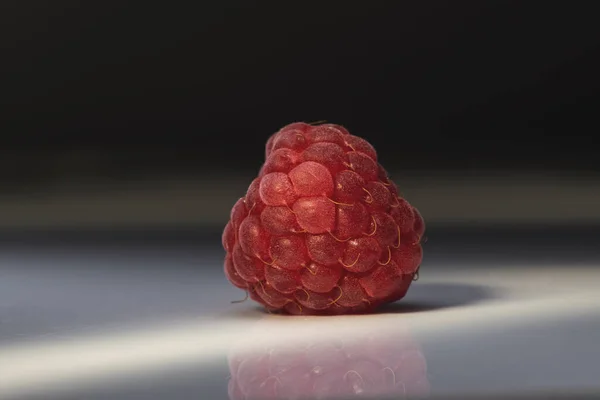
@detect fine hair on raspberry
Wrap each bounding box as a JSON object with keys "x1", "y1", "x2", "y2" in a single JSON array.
[{"x1": 222, "y1": 122, "x2": 425, "y2": 315}]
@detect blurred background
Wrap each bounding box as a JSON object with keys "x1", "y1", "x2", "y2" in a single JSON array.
[{"x1": 1, "y1": 1, "x2": 599, "y2": 231}]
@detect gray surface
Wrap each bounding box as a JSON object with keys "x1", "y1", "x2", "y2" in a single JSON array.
[
  {"x1": 1, "y1": 174, "x2": 600, "y2": 229},
  {"x1": 1, "y1": 227, "x2": 599, "y2": 400}
]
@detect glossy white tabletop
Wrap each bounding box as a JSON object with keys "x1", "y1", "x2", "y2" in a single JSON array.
[{"x1": 1, "y1": 228, "x2": 599, "y2": 399}]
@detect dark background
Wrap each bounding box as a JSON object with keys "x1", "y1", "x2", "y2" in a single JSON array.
[{"x1": 1, "y1": 1, "x2": 599, "y2": 227}]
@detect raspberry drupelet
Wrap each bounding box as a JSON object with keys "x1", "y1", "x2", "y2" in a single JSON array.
[{"x1": 222, "y1": 122, "x2": 425, "y2": 315}]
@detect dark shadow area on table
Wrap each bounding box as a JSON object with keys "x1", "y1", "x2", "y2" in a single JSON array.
[
  {"x1": 379, "y1": 282, "x2": 498, "y2": 314},
  {"x1": 223, "y1": 282, "x2": 498, "y2": 318}
]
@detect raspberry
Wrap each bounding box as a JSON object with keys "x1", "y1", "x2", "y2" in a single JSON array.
[
  {"x1": 227, "y1": 323, "x2": 430, "y2": 399},
  {"x1": 223, "y1": 122, "x2": 425, "y2": 315}
]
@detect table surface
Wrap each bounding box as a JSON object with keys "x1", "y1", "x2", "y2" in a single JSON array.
[{"x1": 0, "y1": 226, "x2": 599, "y2": 400}]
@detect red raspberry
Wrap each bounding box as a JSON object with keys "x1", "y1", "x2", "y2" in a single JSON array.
[
  {"x1": 227, "y1": 324, "x2": 429, "y2": 399},
  {"x1": 222, "y1": 122, "x2": 425, "y2": 315}
]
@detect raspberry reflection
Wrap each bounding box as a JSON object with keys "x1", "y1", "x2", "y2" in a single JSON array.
[{"x1": 227, "y1": 321, "x2": 429, "y2": 400}]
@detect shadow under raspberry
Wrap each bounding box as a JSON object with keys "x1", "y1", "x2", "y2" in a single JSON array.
[
  {"x1": 224, "y1": 282, "x2": 498, "y2": 319},
  {"x1": 378, "y1": 282, "x2": 498, "y2": 314}
]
